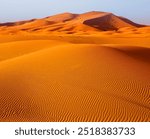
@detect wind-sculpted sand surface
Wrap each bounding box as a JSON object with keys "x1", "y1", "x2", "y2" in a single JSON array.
[{"x1": 0, "y1": 11, "x2": 149, "y2": 121}]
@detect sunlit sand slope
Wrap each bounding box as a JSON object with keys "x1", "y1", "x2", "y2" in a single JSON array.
[{"x1": 0, "y1": 41, "x2": 149, "y2": 121}]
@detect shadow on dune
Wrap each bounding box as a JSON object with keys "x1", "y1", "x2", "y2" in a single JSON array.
[{"x1": 112, "y1": 46, "x2": 150, "y2": 63}]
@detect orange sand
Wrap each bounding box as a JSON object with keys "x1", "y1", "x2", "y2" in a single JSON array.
[{"x1": 0, "y1": 12, "x2": 149, "y2": 122}]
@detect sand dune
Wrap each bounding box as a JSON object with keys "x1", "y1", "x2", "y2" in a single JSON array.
[
  {"x1": 0, "y1": 11, "x2": 148, "y2": 34},
  {"x1": 0, "y1": 41, "x2": 149, "y2": 122},
  {"x1": 45, "y1": 12, "x2": 78, "y2": 22},
  {"x1": 0, "y1": 40, "x2": 65, "y2": 62},
  {"x1": 0, "y1": 11, "x2": 150, "y2": 122}
]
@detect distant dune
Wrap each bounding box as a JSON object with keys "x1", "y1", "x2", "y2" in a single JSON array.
[
  {"x1": 0, "y1": 11, "x2": 150, "y2": 122},
  {"x1": 0, "y1": 11, "x2": 148, "y2": 34}
]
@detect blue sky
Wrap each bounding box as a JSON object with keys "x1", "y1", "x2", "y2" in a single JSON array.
[{"x1": 0, "y1": 0, "x2": 149, "y2": 24}]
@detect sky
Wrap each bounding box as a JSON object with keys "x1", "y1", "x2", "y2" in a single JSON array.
[{"x1": 0, "y1": 0, "x2": 150, "y2": 24}]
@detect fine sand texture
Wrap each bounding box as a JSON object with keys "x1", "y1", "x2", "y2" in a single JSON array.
[{"x1": 0, "y1": 12, "x2": 150, "y2": 122}]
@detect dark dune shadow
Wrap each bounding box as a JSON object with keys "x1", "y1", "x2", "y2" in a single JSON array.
[{"x1": 112, "y1": 46, "x2": 150, "y2": 63}]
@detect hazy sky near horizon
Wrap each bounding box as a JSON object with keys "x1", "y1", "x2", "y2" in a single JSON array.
[{"x1": 0, "y1": 0, "x2": 149, "y2": 24}]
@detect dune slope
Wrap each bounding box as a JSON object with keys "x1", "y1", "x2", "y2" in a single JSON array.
[{"x1": 0, "y1": 41, "x2": 149, "y2": 122}]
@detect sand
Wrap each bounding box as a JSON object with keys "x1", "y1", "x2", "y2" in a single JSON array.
[{"x1": 0, "y1": 11, "x2": 149, "y2": 122}]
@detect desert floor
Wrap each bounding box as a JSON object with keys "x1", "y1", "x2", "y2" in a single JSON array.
[{"x1": 0, "y1": 32, "x2": 149, "y2": 121}]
